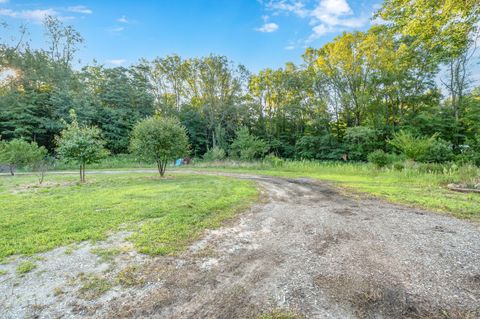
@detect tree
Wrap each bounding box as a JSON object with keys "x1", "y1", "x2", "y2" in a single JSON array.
[
  {"x1": 0, "y1": 139, "x2": 47, "y2": 175},
  {"x1": 55, "y1": 110, "x2": 109, "y2": 182},
  {"x1": 229, "y1": 128, "x2": 268, "y2": 160},
  {"x1": 130, "y1": 116, "x2": 189, "y2": 177}
]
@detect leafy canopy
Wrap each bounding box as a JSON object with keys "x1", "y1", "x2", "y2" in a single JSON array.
[
  {"x1": 55, "y1": 110, "x2": 109, "y2": 165},
  {"x1": 130, "y1": 116, "x2": 189, "y2": 176}
]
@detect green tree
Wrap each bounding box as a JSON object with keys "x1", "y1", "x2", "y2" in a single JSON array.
[
  {"x1": 130, "y1": 116, "x2": 189, "y2": 177},
  {"x1": 0, "y1": 139, "x2": 47, "y2": 175},
  {"x1": 55, "y1": 110, "x2": 109, "y2": 182},
  {"x1": 229, "y1": 128, "x2": 268, "y2": 161}
]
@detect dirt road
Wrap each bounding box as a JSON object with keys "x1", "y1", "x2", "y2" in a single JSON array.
[{"x1": 1, "y1": 172, "x2": 480, "y2": 318}]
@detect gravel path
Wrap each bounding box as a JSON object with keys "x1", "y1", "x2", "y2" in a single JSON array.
[{"x1": 1, "y1": 172, "x2": 479, "y2": 318}]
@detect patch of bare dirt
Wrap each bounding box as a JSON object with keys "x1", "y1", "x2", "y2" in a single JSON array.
[{"x1": 1, "y1": 172, "x2": 479, "y2": 319}]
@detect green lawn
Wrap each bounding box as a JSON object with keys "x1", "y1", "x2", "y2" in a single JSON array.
[
  {"x1": 0, "y1": 173, "x2": 258, "y2": 261},
  {"x1": 185, "y1": 161, "x2": 480, "y2": 222}
]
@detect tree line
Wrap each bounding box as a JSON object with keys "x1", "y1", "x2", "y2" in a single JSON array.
[{"x1": 1, "y1": 0, "x2": 480, "y2": 166}]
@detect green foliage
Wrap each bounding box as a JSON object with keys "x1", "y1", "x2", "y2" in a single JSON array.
[
  {"x1": 388, "y1": 131, "x2": 436, "y2": 161},
  {"x1": 203, "y1": 146, "x2": 226, "y2": 161},
  {"x1": 230, "y1": 128, "x2": 268, "y2": 161},
  {"x1": 457, "y1": 136, "x2": 480, "y2": 166},
  {"x1": 419, "y1": 139, "x2": 454, "y2": 163},
  {"x1": 0, "y1": 139, "x2": 47, "y2": 175},
  {"x1": 55, "y1": 110, "x2": 109, "y2": 182},
  {"x1": 367, "y1": 150, "x2": 390, "y2": 168},
  {"x1": 343, "y1": 126, "x2": 380, "y2": 161},
  {"x1": 130, "y1": 116, "x2": 189, "y2": 176},
  {"x1": 295, "y1": 135, "x2": 344, "y2": 160}
]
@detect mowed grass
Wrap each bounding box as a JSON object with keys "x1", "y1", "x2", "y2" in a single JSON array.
[
  {"x1": 187, "y1": 161, "x2": 480, "y2": 222},
  {"x1": 0, "y1": 173, "x2": 258, "y2": 261}
]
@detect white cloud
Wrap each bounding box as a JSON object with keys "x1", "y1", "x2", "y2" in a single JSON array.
[
  {"x1": 117, "y1": 15, "x2": 128, "y2": 23},
  {"x1": 307, "y1": 24, "x2": 331, "y2": 42},
  {"x1": 106, "y1": 59, "x2": 127, "y2": 66},
  {"x1": 0, "y1": 0, "x2": 10, "y2": 4},
  {"x1": 67, "y1": 5, "x2": 93, "y2": 14},
  {"x1": 266, "y1": 0, "x2": 308, "y2": 17},
  {"x1": 256, "y1": 22, "x2": 279, "y2": 33},
  {"x1": 263, "y1": 0, "x2": 369, "y2": 43},
  {"x1": 108, "y1": 26, "x2": 124, "y2": 32},
  {"x1": 0, "y1": 8, "x2": 58, "y2": 23},
  {"x1": 256, "y1": 15, "x2": 279, "y2": 33},
  {"x1": 284, "y1": 45, "x2": 296, "y2": 50},
  {"x1": 310, "y1": 0, "x2": 367, "y2": 29}
]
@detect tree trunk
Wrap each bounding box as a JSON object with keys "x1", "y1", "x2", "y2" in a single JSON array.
[
  {"x1": 157, "y1": 161, "x2": 166, "y2": 177},
  {"x1": 79, "y1": 163, "x2": 86, "y2": 183},
  {"x1": 9, "y1": 165, "x2": 14, "y2": 176}
]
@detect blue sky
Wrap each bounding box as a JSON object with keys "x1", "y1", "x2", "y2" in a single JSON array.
[{"x1": 1, "y1": 0, "x2": 381, "y2": 71}]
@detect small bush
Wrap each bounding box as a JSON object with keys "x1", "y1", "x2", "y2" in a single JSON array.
[
  {"x1": 367, "y1": 150, "x2": 390, "y2": 168},
  {"x1": 388, "y1": 130, "x2": 436, "y2": 161},
  {"x1": 392, "y1": 161, "x2": 405, "y2": 171},
  {"x1": 230, "y1": 127, "x2": 268, "y2": 161},
  {"x1": 203, "y1": 146, "x2": 226, "y2": 161},
  {"x1": 263, "y1": 154, "x2": 284, "y2": 168},
  {"x1": 420, "y1": 139, "x2": 454, "y2": 163}
]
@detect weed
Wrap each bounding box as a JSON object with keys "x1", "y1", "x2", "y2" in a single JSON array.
[
  {"x1": 79, "y1": 275, "x2": 112, "y2": 300},
  {"x1": 91, "y1": 248, "x2": 121, "y2": 263},
  {"x1": 116, "y1": 265, "x2": 145, "y2": 287},
  {"x1": 16, "y1": 261, "x2": 37, "y2": 274},
  {"x1": 53, "y1": 287, "x2": 64, "y2": 296}
]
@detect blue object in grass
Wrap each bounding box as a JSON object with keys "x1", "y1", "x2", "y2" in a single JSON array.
[{"x1": 175, "y1": 158, "x2": 183, "y2": 166}]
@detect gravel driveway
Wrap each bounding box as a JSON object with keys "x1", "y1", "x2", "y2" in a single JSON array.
[{"x1": 1, "y1": 172, "x2": 479, "y2": 318}]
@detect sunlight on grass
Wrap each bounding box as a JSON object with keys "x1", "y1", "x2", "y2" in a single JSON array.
[{"x1": 0, "y1": 173, "x2": 258, "y2": 260}]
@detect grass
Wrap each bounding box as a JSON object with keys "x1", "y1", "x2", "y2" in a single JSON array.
[
  {"x1": 186, "y1": 160, "x2": 480, "y2": 221},
  {"x1": 91, "y1": 248, "x2": 122, "y2": 263},
  {"x1": 79, "y1": 274, "x2": 112, "y2": 300},
  {"x1": 16, "y1": 261, "x2": 37, "y2": 274},
  {"x1": 0, "y1": 173, "x2": 258, "y2": 261}
]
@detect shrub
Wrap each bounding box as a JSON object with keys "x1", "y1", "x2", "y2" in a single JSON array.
[
  {"x1": 130, "y1": 116, "x2": 189, "y2": 177},
  {"x1": 263, "y1": 154, "x2": 285, "y2": 168},
  {"x1": 343, "y1": 126, "x2": 380, "y2": 161},
  {"x1": 388, "y1": 130, "x2": 436, "y2": 161},
  {"x1": 367, "y1": 150, "x2": 390, "y2": 168},
  {"x1": 0, "y1": 139, "x2": 47, "y2": 175},
  {"x1": 392, "y1": 161, "x2": 405, "y2": 171},
  {"x1": 419, "y1": 139, "x2": 454, "y2": 163},
  {"x1": 203, "y1": 146, "x2": 226, "y2": 161},
  {"x1": 230, "y1": 127, "x2": 268, "y2": 161},
  {"x1": 55, "y1": 110, "x2": 109, "y2": 182},
  {"x1": 456, "y1": 136, "x2": 480, "y2": 166}
]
